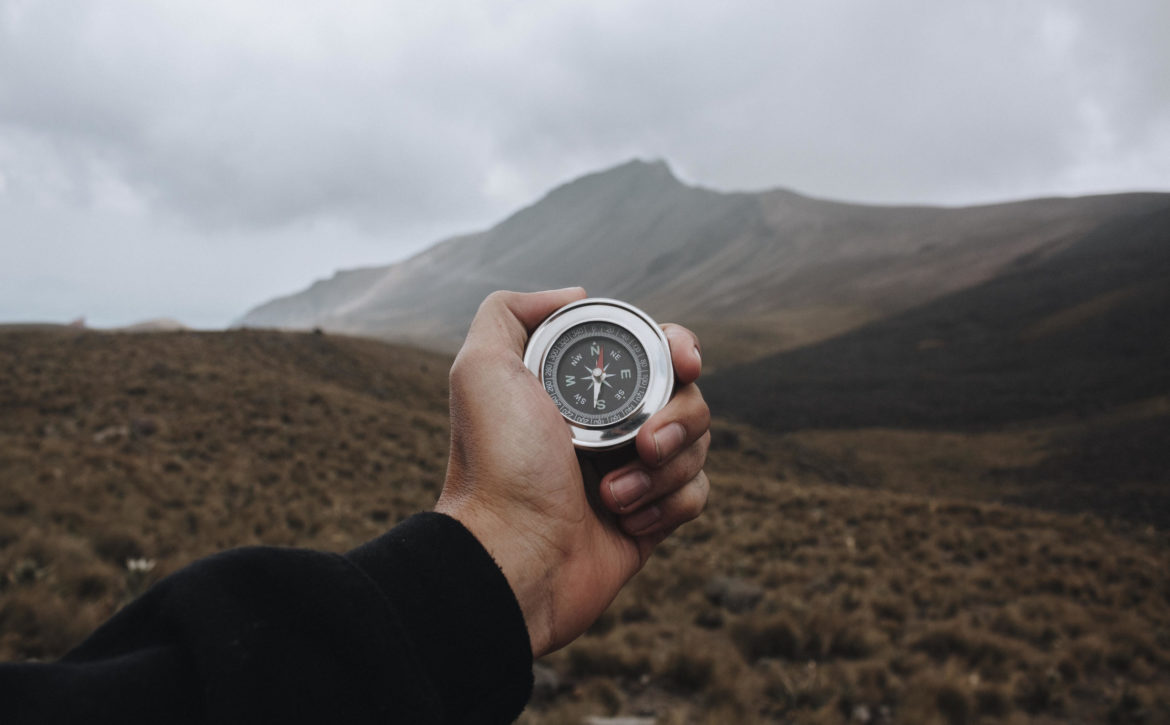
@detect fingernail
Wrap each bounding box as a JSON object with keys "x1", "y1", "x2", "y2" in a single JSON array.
[
  {"x1": 654, "y1": 422, "x2": 687, "y2": 463},
  {"x1": 609, "y1": 470, "x2": 651, "y2": 510},
  {"x1": 624, "y1": 505, "x2": 662, "y2": 534},
  {"x1": 693, "y1": 345, "x2": 702, "y2": 366}
]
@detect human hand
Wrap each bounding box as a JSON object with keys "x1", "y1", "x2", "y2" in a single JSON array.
[{"x1": 435, "y1": 288, "x2": 710, "y2": 657}]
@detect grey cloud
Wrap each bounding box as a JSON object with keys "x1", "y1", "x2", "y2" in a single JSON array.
[{"x1": 0, "y1": 0, "x2": 1167, "y2": 326}]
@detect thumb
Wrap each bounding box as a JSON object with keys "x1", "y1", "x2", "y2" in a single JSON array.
[{"x1": 464, "y1": 288, "x2": 587, "y2": 354}]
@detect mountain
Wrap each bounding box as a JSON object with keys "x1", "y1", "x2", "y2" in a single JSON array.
[
  {"x1": 237, "y1": 160, "x2": 1166, "y2": 364},
  {"x1": 703, "y1": 201, "x2": 1170, "y2": 431}
]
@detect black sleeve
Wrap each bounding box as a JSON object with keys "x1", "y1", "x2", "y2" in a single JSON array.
[{"x1": 1, "y1": 512, "x2": 534, "y2": 725}]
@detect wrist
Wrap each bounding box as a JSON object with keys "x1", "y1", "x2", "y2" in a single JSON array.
[{"x1": 434, "y1": 494, "x2": 560, "y2": 657}]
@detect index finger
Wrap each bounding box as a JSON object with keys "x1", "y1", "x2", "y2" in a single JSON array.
[{"x1": 463, "y1": 288, "x2": 587, "y2": 355}]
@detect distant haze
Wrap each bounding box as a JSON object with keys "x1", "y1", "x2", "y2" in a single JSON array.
[{"x1": 1, "y1": 1, "x2": 1168, "y2": 328}]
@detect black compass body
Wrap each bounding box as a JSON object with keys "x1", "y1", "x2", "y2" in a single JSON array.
[{"x1": 524, "y1": 298, "x2": 673, "y2": 450}]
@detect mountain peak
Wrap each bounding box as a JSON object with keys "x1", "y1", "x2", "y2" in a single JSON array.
[
  {"x1": 601, "y1": 157, "x2": 678, "y2": 182},
  {"x1": 616, "y1": 157, "x2": 673, "y2": 173},
  {"x1": 547, "y1": 157, "x2": 683, "y2": 198}
]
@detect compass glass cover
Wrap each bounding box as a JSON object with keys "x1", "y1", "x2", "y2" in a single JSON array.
[{"x1": 542, "y1": 321, "x2": 649, "y2": 427}]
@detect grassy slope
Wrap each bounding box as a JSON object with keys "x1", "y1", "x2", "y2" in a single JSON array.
[
  {"x1": 700, "y1": 204, "x2": 1170, "y2": 532},
  {"x1": 704, "y1": 203, "x2": 1170, "y2": 430},
  {"x1": 1, "y1": 329, "x2": 1168, "y2": 723},
  {"x1": 0, "y1": 329, "x2": 451, "y2": 657}
]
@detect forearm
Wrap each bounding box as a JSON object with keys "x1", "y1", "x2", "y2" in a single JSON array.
[{"x1": 1, "y1": 513, "x2": 533, "y2": 725}]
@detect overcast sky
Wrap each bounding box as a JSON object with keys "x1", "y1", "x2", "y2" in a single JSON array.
[{"x1": 1, "y1": 1, "x2": 1167, "y2": 328}]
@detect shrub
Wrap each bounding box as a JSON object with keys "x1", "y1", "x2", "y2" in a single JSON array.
[
  {"x1": 91, "y1": 530, "x2": 143, "y2": 563},
  {"x1": 732, "y1": 614, "x2": 800, "y2": 661},
  {"x1": 566, "y1": 640, "x2": 650, "y2": 680},
  {"x1": 828, "y1": 623, "x2": 884, "y2": 660},
  {"x1": 620, "y1": 603, "x2": 651, "y2": 623},
  {"x1": 974, "y1": 686, "x2": 1012, "y2": 717},
  {"x1": 659, "y1": 650, "x2": 715, "y2": 694},
  {"x1": 0, "y1": 590, "x2": 96, "y2": 659},
  {"x1": 911, "y1": 625, "x2": 1020, "y2": 676},
  {"x1": 1013, "y1": 672, "x2": 1057, "y2": 715},
  {"x1": 935, "y1": 682, "x2": 972, "y2": 725},
  {"x1": 872, "y1": 597, "x2": 908, "y2": 623},
  {"x1": 1107, "y1": 686, "x2": 1152, "y2": 725},
  {"x1": 694, "y1": 608, "x2": 724, "y2": 630}
]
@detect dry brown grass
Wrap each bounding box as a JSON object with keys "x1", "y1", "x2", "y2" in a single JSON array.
[
  {"x1": 0, "y1": 328, "x2": 451, "y2": 660},
  {"x1": 2, "y1": 329, "x2": 1169, "y2": 723},
  {"x1": 706, "y1": 407, "x2": 1170, "y2": 527},
  {"x1": 523, "y1": 463, "x2": 1170, "y2": 723}
]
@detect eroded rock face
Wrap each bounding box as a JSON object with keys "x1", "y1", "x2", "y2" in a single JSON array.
[{"x1": 703, "y1": 575, "x2": 764, "y2": 614}]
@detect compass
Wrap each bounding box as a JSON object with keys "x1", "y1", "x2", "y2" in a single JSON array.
[{"x1": 524, "y1": 298, "x2": 674, "y2": 450}]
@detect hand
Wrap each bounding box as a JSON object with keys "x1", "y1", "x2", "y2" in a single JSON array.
[{"x1": 435, "y1": 288, "x2": 710, "y2": 657}]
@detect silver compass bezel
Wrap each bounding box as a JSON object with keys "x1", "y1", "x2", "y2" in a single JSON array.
[{"x1": 524, "y1": 298, "x2": 674, "y2": 451}]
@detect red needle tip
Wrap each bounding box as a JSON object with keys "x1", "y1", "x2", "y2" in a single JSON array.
[{"x1": 597, "y1": 345, "x2": 604, "y2": 370}]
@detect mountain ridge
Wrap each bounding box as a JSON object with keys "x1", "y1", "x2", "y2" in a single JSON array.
[{"x1": 237, "y1": 160, "x2": 1170, "y2": 363}]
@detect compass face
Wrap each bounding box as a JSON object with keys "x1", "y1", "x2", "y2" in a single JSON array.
[
  {"x1": 524, "y1": 297, "x2": 673, "y2": 450},
  {"x1": 542, "y1": 321, "x2": 650, "y2": 427}
]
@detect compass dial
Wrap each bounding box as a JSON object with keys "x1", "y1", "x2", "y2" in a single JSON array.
[
  {"x1": 524, "y1": 298, "x2": 674, "y2": 450},
  {"x1": 543, "y1": 321, "x2": 650, "y2": 427}
]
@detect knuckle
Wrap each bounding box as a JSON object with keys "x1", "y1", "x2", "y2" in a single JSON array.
[
  {"x1": 480, "y1": 290, "x2": 520, "y2": 315},
  {"x1": 473, "y1": 291, "x2": 511, "y2": 322},
  {"x1": 675, "y1": 472, "x2": 709, "y2": 521},
  {"x1": 692, "y1": 383, "x2": 708, "y2": 408},
  {"x1": 693, "y1": 471, "x2": 711, "y2": 509},
  {"x1": 448, "y1": 357, "x2": 467, "y2": 388},
  {"x1": 684, "y1": 435, "x2": 710, "y2": 475},
  {"x1": 449, "y1": 350, "x2": 475, "y2": 387},
  {"x1": 669, "y1": 324, "x2": 700, "y2": 353},
  {"x1": 696, "y1": 397, "x2": 710, "y2": 428},
  {"x1": 482, "y1": 289, "x2": 511, "y2": 307},
  {"x1": 450, "y1": 344, "x2": 507, "y2": 390},
  {"x1": 680, "y1": 381, "x2": 705, "y2": 405},
  {"x1": 696, "y1": 430, "x2": 712, "y2": 457},
  {"x1": 677, "y1": 387, "x2": 710, "y2": 432},
  {"x1": 660, "y1": 440, "x2": 704, "y2": 484}
]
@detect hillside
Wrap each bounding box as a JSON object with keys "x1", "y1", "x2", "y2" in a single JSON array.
[
  {"x1": 704, "y1": 201, "x2": 1170, "y2": 430},
  {"x1": 237, "y1": 160, "x2": 1167, "y2": 367},
  {"x1": 701, "y1": 201, "x2": 1170, "y2": 526},
  {"x1": 0, "y1": 328, "x2": 452, "y2": 657},
  {"x1": 2, "y1": 329, "x2": 1168, "y2": 723}
]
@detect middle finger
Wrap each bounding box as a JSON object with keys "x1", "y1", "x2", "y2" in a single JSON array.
[{"x1": 601, "y1": 430, "x2": 710, "y2": 514}]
